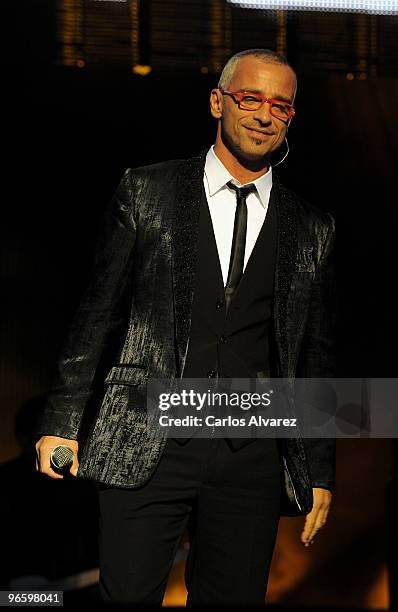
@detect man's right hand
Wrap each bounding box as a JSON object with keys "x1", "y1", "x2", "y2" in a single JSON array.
[{"x1": 35, "y1": 436, "x2": 79, "y2": 479}]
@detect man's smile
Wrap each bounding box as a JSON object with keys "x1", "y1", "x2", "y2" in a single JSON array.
[{"x1": 243, "y1": 126, "x2": 275, "y2": 139}]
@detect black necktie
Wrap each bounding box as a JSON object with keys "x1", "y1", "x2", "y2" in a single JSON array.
[{"x1": 224, "y1": 181, "x2": 256, "y2": 312}]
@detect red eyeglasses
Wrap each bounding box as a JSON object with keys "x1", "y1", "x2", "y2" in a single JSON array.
[{"x1": 219, "y1": 88, "x2": 296, "y2": 124}]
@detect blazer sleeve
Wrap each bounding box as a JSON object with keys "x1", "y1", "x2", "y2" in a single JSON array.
[
  {"x1": 297, "y1": 213, "x2": 337, "y2": 491},
  {"x1": 34, "y1": 168, "x2": 137, "y2": 440}
]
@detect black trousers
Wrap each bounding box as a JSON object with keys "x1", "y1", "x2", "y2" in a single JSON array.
[{"x1": 97, "y1": 436, "x2": 282, "y2": 605}]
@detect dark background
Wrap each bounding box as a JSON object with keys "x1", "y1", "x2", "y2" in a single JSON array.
[{"x1": 1, "y1": 0, "x2": 397, "y2": 607}]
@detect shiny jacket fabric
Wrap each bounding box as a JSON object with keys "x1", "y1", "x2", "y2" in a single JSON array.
[{"x1": 35, "y1": 151, "x2": 336, "y2": 516}]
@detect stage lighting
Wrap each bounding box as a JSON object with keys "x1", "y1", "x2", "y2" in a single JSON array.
[{"x1": 226, "y1": 0, "x2": 398, "y2": 15}]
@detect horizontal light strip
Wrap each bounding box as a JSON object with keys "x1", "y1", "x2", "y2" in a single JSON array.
[{"x1": 227, "y1": 0, "x2": 398, "y2": 14}]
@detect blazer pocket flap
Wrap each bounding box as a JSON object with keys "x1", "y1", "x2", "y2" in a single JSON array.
[{"x1": 104, "y1": 365, "x2": 149, "y2": 386}]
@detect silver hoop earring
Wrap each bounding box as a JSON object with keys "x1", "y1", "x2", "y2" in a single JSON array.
[{"x1": 272, "y1": 137, "x2": 290, "y2": 168}]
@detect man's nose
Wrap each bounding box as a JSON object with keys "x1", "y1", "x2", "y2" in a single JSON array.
[{"x1": 252, "y1": 101, "x2": 272, "y2": 125}]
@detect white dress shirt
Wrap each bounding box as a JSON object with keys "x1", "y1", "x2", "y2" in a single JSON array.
[{"x1": 203, "y1": 145, "x2": 273, "y2": 286}]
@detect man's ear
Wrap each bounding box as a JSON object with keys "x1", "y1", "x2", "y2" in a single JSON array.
[{"x1": 210, "y1": 88, "x2": 223, "y2": 119}]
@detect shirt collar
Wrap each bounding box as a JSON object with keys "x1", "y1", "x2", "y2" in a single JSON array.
[{"x1": 204, "y1": 144, "x2": 273, "y2": 209}]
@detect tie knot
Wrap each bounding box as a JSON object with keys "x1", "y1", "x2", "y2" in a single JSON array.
[{"x1": 227, "y1": 181, "x2": 256, "y2": 200}]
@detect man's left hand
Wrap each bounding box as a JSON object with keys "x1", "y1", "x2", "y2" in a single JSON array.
[{"x1": 300, "y1": 487, "x2": 332, "y2": 547}]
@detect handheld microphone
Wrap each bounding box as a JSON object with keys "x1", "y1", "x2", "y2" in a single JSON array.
[{"x1": 50, "y1": 445, "x2": 74, "y2": 474}]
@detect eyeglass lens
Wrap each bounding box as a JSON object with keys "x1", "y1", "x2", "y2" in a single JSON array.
[{"x1": 239, "y1": 95, "x2": 292, "y2": 120}]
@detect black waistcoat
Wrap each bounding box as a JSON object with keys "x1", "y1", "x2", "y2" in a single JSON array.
[{"x1": 183, "y1": 184, "x2": 277, "y2": 381}]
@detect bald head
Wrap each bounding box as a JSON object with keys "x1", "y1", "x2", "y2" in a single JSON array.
[{"x1": 218, "y1": 48, "x2": 297, "y2": 102}]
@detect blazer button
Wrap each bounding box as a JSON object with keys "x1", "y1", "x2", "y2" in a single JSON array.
[
  {"x1": 207, "y1": 370, "x2": 216, "y2": 378},
  {"x1": 219, "y1": 335, "x2": 228, "y2": 344},
  {"x1": 216, "y1": 299, "x2": 224, "y2": 310}
]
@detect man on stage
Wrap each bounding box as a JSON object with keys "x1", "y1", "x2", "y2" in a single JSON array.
[{"x1": 35, "y1": 48, "x2": 336, "y2": 605}]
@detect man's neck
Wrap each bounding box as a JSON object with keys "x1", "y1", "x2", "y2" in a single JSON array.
[{"x1": 213, "y1": 141, "x2": 269, "y2": 184}]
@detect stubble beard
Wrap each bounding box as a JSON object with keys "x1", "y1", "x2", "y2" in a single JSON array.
[
  {"x1": 221, "y1": 123, "x2": 270, "y2": 170},
  {"x1": 251, "y1": 136, "x2": 264, "y2": 146}
]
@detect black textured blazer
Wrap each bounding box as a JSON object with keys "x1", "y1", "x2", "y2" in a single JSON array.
[{"x1": 36, "y1": 150, "x2": 336, "y2": 516}]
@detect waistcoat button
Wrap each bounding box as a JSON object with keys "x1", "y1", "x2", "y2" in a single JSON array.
[
  {"x1": 207, "y1": 370, "x2": 216, "y2": 378},
  {"x1": 219, "y1": 335, "x2": 228, "y2": 344},
  {"x1": 216, "y1": 299, "x2": 224, "y2": 310}
]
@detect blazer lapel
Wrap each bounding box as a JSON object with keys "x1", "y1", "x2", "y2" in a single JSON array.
[
  {"x1": 172, "y1": 150, "x2": 207, "y2": 377},
  {"x1": 272, "y1": 175, "x2": 299, "y2": 377}
]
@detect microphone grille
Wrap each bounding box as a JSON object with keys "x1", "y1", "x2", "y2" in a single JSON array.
[{"x1": 50, "y1": 445, "x2": 74, "y2": 469}]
